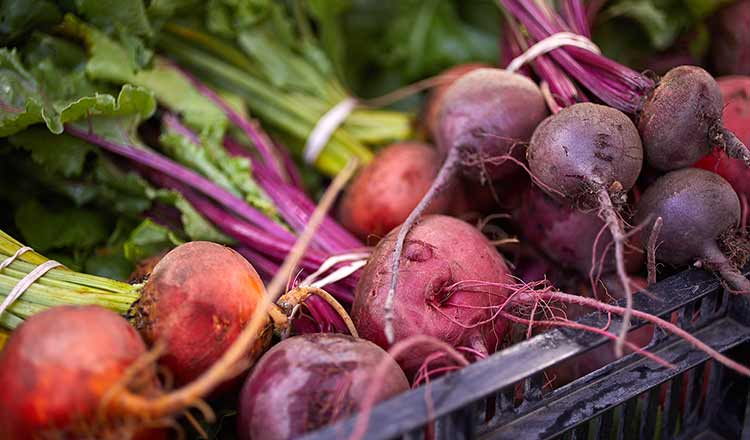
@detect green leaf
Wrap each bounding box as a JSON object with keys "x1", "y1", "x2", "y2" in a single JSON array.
[
  {"x1": 172, "y1": 196, "x2": 233, "y2": 243},
  {"x1": 123, "y1": 219, "x2": 182, "y2": 262},
  {"x1": 84, "y1": 253, "x2": 133, "y2": 281},
  {"x1": 131, "y1": 58, "x2": 228, "y2": 140},
  {"x1": 0, "y1": 44, "x2": 155, "y2": 137},
  {"x1": 15, "y1": 199, "x2": 111, "y2": 252},
  {"x1": 0, "y1": 0, "x2": 61, "y2": 45},
  {"x1": 74, "y1": 0, "x2": 153, "y2": 38},
  {"x1": 9, "y1": 127, "x2": 93, "y2": 178}
]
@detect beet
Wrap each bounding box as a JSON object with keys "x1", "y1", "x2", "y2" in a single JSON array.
[
  {"x1": 638, "y1": 66, "x2": 749, "y2": 170},
  {"x1": 352, "y1": 215, "x2": 512, "y2": 377},
  {"x1": 634, "y1": 168, "x2": 750, "y2": 292},
  {"x1": 437, "y1": 68, "x2": 548, "y2": 182},
  {"x1": 696, "y1": 76, "x2": 750, "y2": 199},
  {"x1": 337, "y1": 142, "x2": 457, "y2": 242},
  {"x1": 518, "y1": 185, "x2": 644, "y2": 277},
  {"x1": 237, "y1": 333, "x2": 408, "y2": 440},
  {"x1": 528, "y1": 102, "x2": 643, "y2": 205},
  {"x1": 0, "y1": 306, "x2": 158, "y2": 439},
  {"x1": 423, "y1": 63, "x2": 490, "y2": 141},
  {"x1": 383, "y1": 69, "x2": 547, "y2": 344},
  {"x1": 711, "y1": 0, "x2": 750, "y2": 76},
  {"x1": 132, "y1": 241, "x2": 271, "y2": 386},
  {"x1": 527, "y1": 102, "x2": 644, "y2": 355}
]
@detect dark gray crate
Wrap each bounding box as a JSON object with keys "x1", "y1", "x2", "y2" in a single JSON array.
[{"x1": 301, "y1": 268, "x2": 750, "y2": 440}]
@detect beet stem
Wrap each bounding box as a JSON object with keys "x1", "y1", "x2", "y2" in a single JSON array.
[
  {"x1": 384, "y1": 150, "x2": 461, "y2": 344},
  {"x1": 597, "y1": 188, "x2": 633, "y2": 358},
  {"x1": 702, "y1": 241, "x2": 750, "y2": 293},
  {"x1": 533, "y1": 290, "x2": 750, "y2": 377},
  {"x1": 647, "y1": 217, "x2": 663, "y2": 285},
  {"x1": 711, "y1": 124, "x2": 750, "y2": 167}
]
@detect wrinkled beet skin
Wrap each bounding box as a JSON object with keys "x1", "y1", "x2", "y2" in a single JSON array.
[
  {"x1": 352, "y1": 215, "x2": 512, "y2": 377},
  {"x1": 134, "y1": 241, "x2": 270, "y2": 387},
  {"x1": 423, "y1": 63, "x2": 490, "y2": 141},
  {"x1": 696, "y1": 76, "x2": 750, "y2": 198},
  {"x1": 638, "y1": 66, "x2": 722, "y2": 170},
  {"x1": 711, "y1": 0, "x2": 750, "y2": 76},
  {"x1": 238, "y1": 334, "x2": 408, "y2": 440},
  {"x1": 518, "y1": 186, "x2": 643, "y2": 276},
  {"x1": 528, "y1": 103, "x2": 643, "y2": 203},
  {"x1": 337, "y1": 142, "x2": 456, "y2": 242},
  {"x1": 634, "y1": 168, "x2": 740, "y2": 266},
  {"x1": 0, "y1": 306, "x2": 153, "y2": 439},
  {"x1": 437, "y1": 68, "x2": 548, "y2": 181}
]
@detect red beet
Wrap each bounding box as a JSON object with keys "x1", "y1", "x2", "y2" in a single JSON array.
[
  {"x1": 711, "y1": 0, "x2": 750, "y2": 76},
  {"x1": 352, "y1": 215, "x2": 513, "y2": 377},
  {"x1": 132, "y1": 241, "x2": 271, "y2": 386},
  {"x1": 0, "y1": 306, "x2": 158, "y2": 439},
  {"x1": 237, "y1": 333, "x2": 408, "y2": 440},
  {"x1": 696, "y1": 76, "x2": 750, "y2": 199},
  {"x1": 337, "y1": 142, "x2": 457, "y2": 242}
]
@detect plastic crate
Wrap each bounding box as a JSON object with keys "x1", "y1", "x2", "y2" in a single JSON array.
[{"x1": 301, "y1": 268, "x2": 750, "y2": 440}]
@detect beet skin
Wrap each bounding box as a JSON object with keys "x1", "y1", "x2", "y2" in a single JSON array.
[
  {"x1": 352, "y1": 215, "x2": 513, "y2": 377},
  {"x1": 133, "y1": 241, "x2": 271, "y2": 387},
  {"x1": 0, "y1": 306, "x2": 157, "y2": 439},
  {"x1": 238, "y1": 333, "x2": 408, "y2": 440}
]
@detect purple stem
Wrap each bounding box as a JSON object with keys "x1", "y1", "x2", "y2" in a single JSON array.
[
  {"x1": 65, "y1": 124, "x2": 295, "y2": 243},
  {"x1": 162, "y1": 113, "x2": 201, "y2": 144},
  {"x1": 502, "y1": 0, "x2": 655, "y2": 114},
  {"x1": 304, "y1": 295, "x2": 349, "y2": 334},
  {"x1": 224, "y1": 136, "x2": 363, "y2": 252},
  {"x1": 172, "y1": 63, "x2": 289, "y2": 182}
]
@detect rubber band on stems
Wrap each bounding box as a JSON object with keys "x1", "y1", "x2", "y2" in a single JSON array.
[
  {"x1": 303, "y1": 75, "x2": 451, "y2": 165},
  {"x1": 506, "y1": 31, "x2": 601, "y2": 73},
  {"x1": 0, "y1": 247, "x2": 63, "y2": 317}
]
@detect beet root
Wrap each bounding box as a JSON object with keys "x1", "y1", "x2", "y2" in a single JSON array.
[
  {"x1": 0, "y1": 306, "x2": 158, "y2": 439},
  {"x1": 638, "y1": 66, "x2": 750, "y2": 170},
  {"x1": 337, "y1": 142, "x2": 457, "y2": 242},
  {"x1": 634, "y1": 168, "x2": 750, "y2": 292},
  {"x1": 133, "y1": 241, "x2": 271, "y2": 387},
  {"x1": 528, "y1": 102, "x2": 644, "y2": 356},
  {"x1": 237, "y1": 333, "x2": 408, "y2": 440},
  {"x1": 437, "y1": 68, "x2": 548, "y2": 182},
  {"x1": 353, "y1": 215, "x2": 513, "y2": 377}
]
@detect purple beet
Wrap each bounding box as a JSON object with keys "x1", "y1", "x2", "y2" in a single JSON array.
[
  {"x1": 634, "y1": 168, "x2": 750, "y2": 292},
  {"x1": 638, "y1": 66, "x2": 750, "y2": 170},
  {"x1": 237, "y1": 333, "x2": 408, "y2": 440},
  {"x1": 527, "y1": 102, "x2": 643, "y2": 354}
]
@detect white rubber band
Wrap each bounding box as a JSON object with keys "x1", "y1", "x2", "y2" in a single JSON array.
[
  {"x1": 0, "y1": 246, "x2": 32, "y2": 271},
  {"x1": 0, "y1": 250, "x2": 62, "y2": 317},
  {"x1": 309, "y1": 260, "x2": 368, "y2": 289},
  {"x1": 304, "y1": 97, "x2": 358, "y2": 164},
  {"x1": 506, "y1": 32, "x2": 601, "y2": 73},
  {"x1": 299, "y1": 251, "x2": 369, "y2": 289}
]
